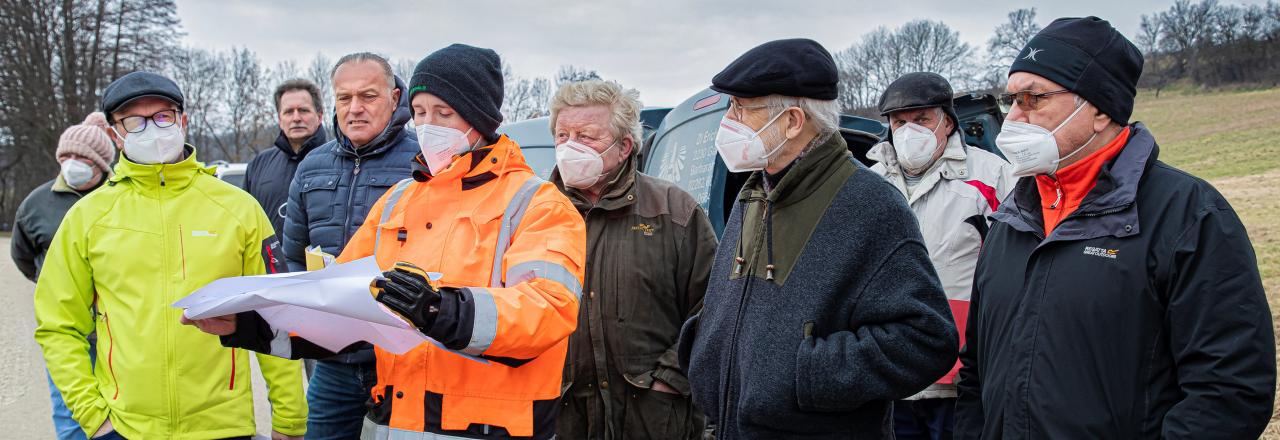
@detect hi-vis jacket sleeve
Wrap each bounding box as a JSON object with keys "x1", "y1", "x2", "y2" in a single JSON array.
[
  {"x1": 33, "y1": 207, "x2": 107, "y2": 438},
  {"x1": 243, "y1": 212, "x2": 308, "y2": 437}
]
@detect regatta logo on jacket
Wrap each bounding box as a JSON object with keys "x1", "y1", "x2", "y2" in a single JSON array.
[
  {"x1": 191, "y1": 230, "x2": 218, "y2": 237},
  {"x1": 1082, "y1": 246, "x2": 1118, "y2": 259}
]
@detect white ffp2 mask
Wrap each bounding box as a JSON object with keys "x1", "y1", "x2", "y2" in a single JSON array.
[
  {"x1": 714, "y1": 110, "x2": 787, "y2": 172},
  {"x1": 415, "y1": 123, "x2": 474, "y2": 176},
  {"x1": 556, "y1": 139, "x2": 618, "y2": 189},
  {"x1": 995, "y1": 102, "x2": 1097, "y2": 177}
]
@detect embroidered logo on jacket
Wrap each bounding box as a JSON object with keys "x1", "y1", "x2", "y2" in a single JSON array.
[
  {"x1": 631, "y1": 223, "x2": 655, "y2": 236},
  {"x1": 1083, "y1": 246, "x2": 1118, "y2": 259}
]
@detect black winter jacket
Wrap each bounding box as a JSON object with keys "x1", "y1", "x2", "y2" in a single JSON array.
[
  {"x1": 243, "y1": 128, "x2": 326, "y2": 238},
  {"x1": 955, "y1": 124, "x2": 1275, "y2": 439}
]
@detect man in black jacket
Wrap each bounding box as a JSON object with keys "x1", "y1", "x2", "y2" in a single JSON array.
[
  {"x1": 678, "y1": 38, "x2": 958, "y2": 439},
  {"x1": 956, "y1": 16, "x2": 1275, "y2": 440},
  {"x1": 243, "y1": 78, "x2": 327, "y2": 237}
]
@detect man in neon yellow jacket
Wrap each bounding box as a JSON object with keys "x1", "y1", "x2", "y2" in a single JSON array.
[{"x1": 33, "y1": 71, "x2": 307, "y2": 439}]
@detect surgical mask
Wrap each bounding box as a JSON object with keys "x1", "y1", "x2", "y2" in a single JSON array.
[
  {"x1": 995, "y1": 102, "x2": 1098, "y2": 177},
  {"x1": 415, "y1": 123, "x2": 475, "y2": 176},
  {"x1": 892, "y1": 110, "x2": 945, "y2": 175},
  {"x1": 714, "y1": 110, "x2": 788, "y2": 172},
  {"x1": 118, "y1": 123, "x2": 185, "y2": 164},
  {"x1": 60, "y1": 159, "x2": 96, "y2": 188},
  {"x1": 556, "y1": 139, "x2": 618, "y2": 189}
]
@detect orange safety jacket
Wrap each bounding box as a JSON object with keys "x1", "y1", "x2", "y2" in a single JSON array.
[
  {"x1": 224, "y1": 135, "x2": 585, "y2": 439},
  {"x1": 348, "y1": 135, "x2": 585, "y2": 438}
]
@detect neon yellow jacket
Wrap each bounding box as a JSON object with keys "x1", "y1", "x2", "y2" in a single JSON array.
[{"x1": 34, "y1": 147, "x2": 307, "y2": 439}]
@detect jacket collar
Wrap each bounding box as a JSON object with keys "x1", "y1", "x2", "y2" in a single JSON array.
[
  {"x1": 272, "y1": 127, "x2": 327, "y2": 161},
  {"x1": 551, "y1": 153, "x2": 638, "y2": 213},
  {"x1": 108, "y1": 145, "x2": 214, "y2": 195},
  {"x1": 332, "y1": 75, "x2": 412, "y2": 159},
  {"x1": 738, "y1": 132, "x2": 851, "y2": 207},
  {"x1": 994, "y1": 123, "x2": 1157, "y2": 241}
]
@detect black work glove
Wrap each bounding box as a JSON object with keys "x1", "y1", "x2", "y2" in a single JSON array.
[{"x1": 372, "y1": 262, "x2": 442, "y2": 331}]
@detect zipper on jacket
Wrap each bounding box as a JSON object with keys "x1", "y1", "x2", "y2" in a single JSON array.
[
  {"x1": 341, "y1": 157, "x2": 363, "y2": 243},
  {"x1": 103, "y1": 312, "x2": 120, "y2": 400},
  {"x1": 228, "y1": 349, "x2": 236, "y2": 390},
  {"x1": 720, "y1": 198, "x2": 762, "y2": 429},
  {"x1": 1047, "y1": 175, "x2": 1063, "y2": 209},
  {"x1": 178, "y1": 224, "x2": 187, "y2": 280}
]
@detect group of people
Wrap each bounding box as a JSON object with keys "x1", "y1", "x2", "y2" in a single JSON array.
[{"x1": 11, "y1": 14, "x2": 1274, "y2": 440}]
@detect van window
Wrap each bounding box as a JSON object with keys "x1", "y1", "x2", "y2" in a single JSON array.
[{"x1": 649, "y1": 126, "x2": 718, "y2": 209}]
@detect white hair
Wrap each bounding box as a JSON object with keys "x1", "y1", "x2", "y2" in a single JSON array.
[
  {"x1": 549, "y1": 80, "x2": 643, "y2": 146},
  {"x1": 760, "y1": 95, "x2": 841, "y2": 142}
]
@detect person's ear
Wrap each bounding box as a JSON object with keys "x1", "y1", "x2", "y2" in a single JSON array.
[
  {"x1": 107, "y1": 123, "x2": 125, "y2": 150},
  {"x1": 1091, "y1": 105, "x2": 1112, "y2": 132},
  {"x1": 620, "y1": 135, "x2": 634, "y2": 158},
  {"x1": 784, "y1": 107, "x2": 805, "y2": 139},
  {"x1": 181, "y1": 112, "x2": 190, "y2": 136},
  {"x1": 391, "y1": 88, "x2": 401, "y2": 105}
]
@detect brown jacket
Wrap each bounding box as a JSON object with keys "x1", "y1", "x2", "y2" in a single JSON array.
[{"x1": 553, "y1": 154, "x2": 718, "y2": 439}]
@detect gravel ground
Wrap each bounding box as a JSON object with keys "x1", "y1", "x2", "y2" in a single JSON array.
[{"x1": 0, "y1": 236, "x2": 281, "y2": 439}]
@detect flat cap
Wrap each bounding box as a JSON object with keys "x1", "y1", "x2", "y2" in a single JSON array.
[
  {"x1": 711, "y1": 38, "x2": 838, "y2": 100},
  {"x1": 101, "y1": 71, "x2": 185, "y2": 121}
]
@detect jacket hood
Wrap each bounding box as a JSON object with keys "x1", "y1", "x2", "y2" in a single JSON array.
[{"x1": 332, "y1": 75, "x2": 413, "y2": 158}]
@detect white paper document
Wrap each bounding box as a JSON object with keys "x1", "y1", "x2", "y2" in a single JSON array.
[{"x1": 173, "y1": 257, "x2": 486, "y2": 362}]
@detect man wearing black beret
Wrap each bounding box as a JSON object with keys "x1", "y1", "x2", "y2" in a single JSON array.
[
  {"x1": 956, "y1": 16, "x2": 1275, "y2": 439},
  {"x1": 678, "y1": 38, "x2": 959, "y2": 439}
]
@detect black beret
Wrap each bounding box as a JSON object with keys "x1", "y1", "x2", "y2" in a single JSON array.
[
  {"x1": 1009, "y1": 16, "x2": 1143, "y2": 125},
  {"x1": 101, "y1": 71, "x2": 185, "y2": 123},
  {"x1": 711, "y1": 38, "x2": 838, "y2": 100}
]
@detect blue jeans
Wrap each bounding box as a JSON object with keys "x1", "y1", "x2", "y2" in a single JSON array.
[
  {"x1": 893, "y1": 398, "x2": 955, "y2": 440},
  {"x1": 306, "y1": 360, "x2": 377, "y2": 439},
  {"x1": 49, "y1": 338, "x2": 95, "y2": 440}
]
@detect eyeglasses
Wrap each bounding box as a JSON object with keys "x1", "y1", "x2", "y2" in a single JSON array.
[
  {"x1": 116, "y1": 109, "x2": 180, "y2": 134},
  {"x1": 999, "y1": 89, "x2": 1071, "y2": 111},
  {"x1": 727, "y1": 99, "x2": 781, "y2": 121}
]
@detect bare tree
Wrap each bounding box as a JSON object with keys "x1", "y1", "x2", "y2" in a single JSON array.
[
  {"x1": 555, "y1": 64, "x2": 600, "y2": 86},
  {"x1": 834, "y1": 20, "x2": 978, "y2": 116},
  {"x1": 0, "y1": 0, "x2": 180, "y2": 224},
  {"x1": 985, "y1": 8, "x2": 1041, "y2": 89},
  {"x1": 501, "y1": 63, "x2": 552, "y2": 122}
]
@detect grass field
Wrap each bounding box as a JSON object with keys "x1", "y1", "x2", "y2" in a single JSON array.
[{"x1": 1131, "y1": 87, "x2": 1280, "y2": 437}]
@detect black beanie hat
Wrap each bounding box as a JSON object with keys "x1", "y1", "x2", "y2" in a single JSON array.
[
  {"x1": 1009, "y1": 16, "x2": 1144, "y2": 125},
  {"x1": 408, "y1": 44, "x2": 504, "y2": 144},
  {"x1": 711, "y1": 38, "x2": 839, "y2": 100}
]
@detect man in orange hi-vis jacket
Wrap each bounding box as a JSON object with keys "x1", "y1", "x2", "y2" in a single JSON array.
[{"x1": 185, "y1": 44, "x2": 586, "y2": 440}]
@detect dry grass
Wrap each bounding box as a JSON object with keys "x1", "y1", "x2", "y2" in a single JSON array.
[{"x1": 1132, "y1": 87, "x2": 1280, "y2": 438}]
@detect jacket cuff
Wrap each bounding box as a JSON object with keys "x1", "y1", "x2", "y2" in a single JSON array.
[
  {"x1": 425, "y1": 287, "x2": 474, "y2": 350},
  {"x1": 653, "y1": 364, "x2": 691, "y2": 396},
  {"x1": 271, "y1": 414, "x2": 307, "y2": 437},
  {"x1": 219, "y1": 311, "x2": 274, "y2": 354}
]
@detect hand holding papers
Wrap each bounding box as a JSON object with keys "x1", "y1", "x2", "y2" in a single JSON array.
[{"x1": 174, "y1": 257, "x2": 485, "y2": 363}]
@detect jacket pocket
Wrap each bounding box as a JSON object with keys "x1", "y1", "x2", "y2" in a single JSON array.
[
  {"x1": 298, "y1": 173, "x2": 341, "y2": 224},
  {"x1": 622, "y1": 379, "x2": 694, "y2": 439}
]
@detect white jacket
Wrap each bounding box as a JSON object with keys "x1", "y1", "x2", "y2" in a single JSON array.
[{"x1": 869, "y1": 132, "x2": 1014, "y2": 399}]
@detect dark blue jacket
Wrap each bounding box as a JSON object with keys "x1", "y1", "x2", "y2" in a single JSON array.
[
  {"x1": 283, "y1": 76, "x2": 418, "y2": 272},
  {"x1": 955, "y1": 124, "x2": 1275, "y2": 439}
]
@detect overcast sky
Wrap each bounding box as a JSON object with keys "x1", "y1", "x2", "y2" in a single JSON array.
[{"x1": 176, "y1": 0, "x2": 1267, "y2": 107}]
